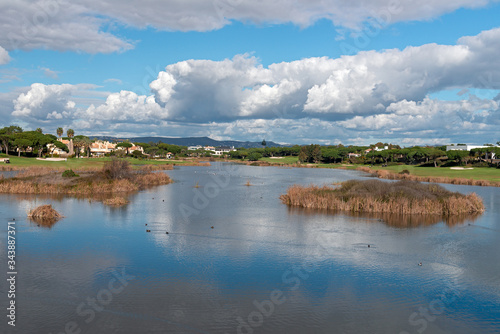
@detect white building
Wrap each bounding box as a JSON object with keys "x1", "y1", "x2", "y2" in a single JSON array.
[
  {"x1": 446, "y1": 145, "x2": 499, "y2": 158},
  {"x1": 188, "y1": 145, "x2": 203, "y2": 151}
]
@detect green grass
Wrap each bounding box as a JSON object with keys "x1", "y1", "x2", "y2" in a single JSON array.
[
  {"x1": 0, "y1": 154, "x2": 189, "y2": 169},
  {"x1": 259, "y1": 156, "x2": 299, "y2": 164},
  {"x1": 369, "y1": 164, "x2": 500, "y2": 182}
]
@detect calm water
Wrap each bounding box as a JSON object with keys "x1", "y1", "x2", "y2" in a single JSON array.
[{"x1": 1, "y1": 162, "x2": 499, "y2": 334}]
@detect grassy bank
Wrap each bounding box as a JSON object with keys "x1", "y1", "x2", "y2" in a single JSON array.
[
  {"x1": 357, "y1": 166, "x2": 500, "y2": 187},
  {"x1": 280, "y1": 180, "x2": 484, "y2": 217},
  {"x1": 0, "y1": 159, "x2": 173, "y2": 205},
  {"x1": 0, "y1": 154, "x2": 210, "y2": 170}
]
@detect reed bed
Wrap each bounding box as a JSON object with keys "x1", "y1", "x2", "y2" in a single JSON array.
[
  {"x1": 28, "y1": 204, "x2": 63, "y2": 219},
  {"x1": 0, "y1": 171, "x2": 172, "y2": 195},
  {"x1": 280, "y1": 180, "x2": 484, "y2": 216},
  {"x1": 356, "y1": 166, "x2": 500, "y2": 187},
  {"x1": 103, "y1": 197, "x2": 129, "y2": 206}
]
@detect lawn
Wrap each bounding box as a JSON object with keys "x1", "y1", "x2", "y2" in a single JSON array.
[
  {"x1": 0, "y1": 154, "x2": 199, "y2": 169},
  {"x1": 259, "y1": 156, "x2": 299, "y2": 164},
  {"x1": 370, "y1": 164, "x2": 500, "y2": 182}
]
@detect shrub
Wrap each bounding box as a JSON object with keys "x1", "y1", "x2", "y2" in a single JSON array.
[
  {"x1": 132, "y1": 150, "x2": 146, "y2": 159},
  {"x1": 247, "y1": 152, "x2": 262, "y2": 161},
  {"x1": 102, "y1": 158, "x2": 131, "y2": 179},
  {"x1": 62, "y1": 169, "x2": 79, "y2": 178},
  {"x1": 399, "y1": 169, "x2": 410, "y2": 175}
]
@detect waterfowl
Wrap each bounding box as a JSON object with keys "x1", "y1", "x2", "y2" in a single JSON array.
[
  {"x1": 368, "y1": 244, "x2": 370, "y2": 248},
  {"x1": 211, "y1": 226, "x2": 214, "y2": 229},
  {"x1": 418, "y1": 262, "x2": 422, "y2": 266},
  {"x1": 166, "y1": 232, "x2": 169, "y2": 234},
  {"x1": 146, "y1": 229, "x2": 151, "y2": 232}
]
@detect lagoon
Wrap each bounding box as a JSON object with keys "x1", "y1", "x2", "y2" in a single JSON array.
[{"x1": 1, "y1": 162, "x2": 499, "y2": 333}]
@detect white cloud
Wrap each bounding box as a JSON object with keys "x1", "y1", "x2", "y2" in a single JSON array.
[
  {"x1": 7, "y1": 27, "x2": 500, "y2": 145},
  {"x1": 0, "y1": 0, "x2": 497, "y2": 53},
  {"x1": 40, "y1": 67, "x2": 58, "y2": 79},
  {"x1": 0, "y1": 45, "x2": 10, "y2": 64}
]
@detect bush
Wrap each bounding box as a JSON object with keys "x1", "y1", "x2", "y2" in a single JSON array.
[
  {"x1": 399, "y1": 169, "x2": 410, "y2": 175},
  {"x1": 132, "y1": 151, "x2": 146, "y2": 159},
  {"x1": 102, "y1": 158, "x2": 131, "y2": 179},
  {"x1": 62, "y1": 169, "x2": 79, "y2": 178},
  {"x1": 247, "y1": 152, "x2": 263, "y2": 161}
]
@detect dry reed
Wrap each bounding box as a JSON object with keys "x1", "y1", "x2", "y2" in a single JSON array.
[
  {"x1": 28, "y1": 204, "x2": 63, "y2": 219},
  {"x1": 280, "y1": 180, "x2": 484, "y2": 216},
  {"x1": 103, "y1": 197, "x2": 129, "y2": 206}
]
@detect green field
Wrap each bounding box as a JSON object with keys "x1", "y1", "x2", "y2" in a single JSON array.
[
  {"x1": 259, "y1": 156, "x2": 299, "y2": 164},
  {"x1": 0, "y1": 154, "x2": 199, "y2": 169},
  {"x1": 370, "y1": 164, "x2": 500, "y2": 182}
]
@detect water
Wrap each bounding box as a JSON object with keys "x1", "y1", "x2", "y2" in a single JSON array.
[{"x1": 1, "y1": 162, "x2": 499, "y2": 334}]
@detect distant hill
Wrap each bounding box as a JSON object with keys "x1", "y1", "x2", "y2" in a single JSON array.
[{"x1": 91, "y1": 136, "x2": 284, "y2": 148}]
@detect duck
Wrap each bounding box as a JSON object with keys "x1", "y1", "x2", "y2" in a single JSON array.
[
  {"x1": 166, "y1": 232, "x2": 169, "y2": 234},
  {"x1": 368, "y1": 244, "x2": 370, "y2": 248},
  {"x1": 146, "y1": 229, "x2": 151, "y2": 232},
  {"x1": 211, "y1": 226, "x2": 214, "y2": 229},
  {"x1": 418, "y1": 262, "x2": 422, "y2": 266}
]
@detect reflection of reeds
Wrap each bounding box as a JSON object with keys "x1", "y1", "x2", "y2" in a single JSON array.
[
  {"x1": 194, "y1": 181, "x2": 200, "y2": 188},
  {"x1": 280, "y1": 180, "x2": 485, "y2": 216},
  {"x1": 28, "y1": 204, "x2": 63, "y2": 226},
  {"x1": 356, "y1": 167, "x2": 500, "y2": 187},
  {"x1": 245, "y1": 180, "x2": 252, "y2": 186}
]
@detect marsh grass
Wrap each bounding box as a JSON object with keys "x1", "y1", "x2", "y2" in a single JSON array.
[
  {"x1": 280, "y1": 180, "x2": 484, "y2": 216},
  {"x1": 103, "y1": 197, "x2": 129, "y2": 206},
  {"x1": 28, "y1": 204, "x2": 63, "y2": 226}
]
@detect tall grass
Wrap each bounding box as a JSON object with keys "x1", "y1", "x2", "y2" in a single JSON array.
[{"x1": 280, "y1": 180, "x2": 484, "y2": 216}]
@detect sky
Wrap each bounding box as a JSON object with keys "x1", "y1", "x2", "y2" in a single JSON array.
[{"x1": 1, "y1": 0, "x2": 500, "y2": 146}]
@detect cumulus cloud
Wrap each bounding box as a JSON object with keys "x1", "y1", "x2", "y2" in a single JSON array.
[
  {"x1": 11, "y1": 83, "x2": 101, "y2": 120},
  {"x1": 8, "y1": 27, "x2": 500, "y2": 145},
  {"x1": 0, "y1": 46, "x2": 10, "y2": 64},
  {"x1": 0, "y1": 0, "x2": 496, "y2": 53}
]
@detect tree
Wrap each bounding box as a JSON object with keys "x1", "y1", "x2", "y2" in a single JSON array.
[
  {"x1": 0, "y1": 126, "x2": 23, "y2": 155},
  {"x1": 36, "y1": 128, "x2": 43, "y2": 133},
  {"x1": 57, "y1": 127, "x2": 63, "y2": 138},
  {"x1": 261, "y1": 139, "x2": 267, "y2": 148},
  {"x1": 116, "y1": 142, "x2": 133, "y2": 155},
  {"x1": 446, "y1": 150, "x2": 469, "y2": 165},
  {"x1": 247, "y1": 152, "x2": 262, "y2": 161},
  {"x1": 13, "y1": 138, "x2": 31, "y2": 157},
  {"x1": 67, "y1": 129, "x2": 75, "y2": 155},
  {"x1": 299, "y1": 145, "x2": 322, "y2": 163}
]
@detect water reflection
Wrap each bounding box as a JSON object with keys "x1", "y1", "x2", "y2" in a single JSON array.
[{"x1": 286, "y1": 206, "x2": 482, "y2": 227}]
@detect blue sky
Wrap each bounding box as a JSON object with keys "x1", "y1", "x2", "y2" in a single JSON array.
[{"x1": 1, "y1": 0, "x2": 500, "y2": 145}]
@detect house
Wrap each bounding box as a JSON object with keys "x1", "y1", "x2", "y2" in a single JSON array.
[
  {"x1": 374, "y1": 146, "x2": 389, "y2": 151},
  {"x1": 348, "y1": 153, "x2": 361, "y2": 158},
  {"x1": 188, "y1": 145, "x2": 203, "y2": 151},
  {"x1": 364, "y1": 148, "x2": 373, "y2": 154},
  {"x1": 46, "y1": 143, "x2": 66, "y2": 156},
  {"x1": 90, "y1": 141, "x2": 116, "y2": 156},
  {"x1": 212, "y1": 146, "x2": 236, "y2": 156},
  {"x1": 204, "y1": 146, "x2": 215, "y2": 151},
  {"x1": 166, "y1": 152, "x2": 173, "y2": 159},
  {"x1": 446, "y1": 144, "x2": 499, "y2": 159}
]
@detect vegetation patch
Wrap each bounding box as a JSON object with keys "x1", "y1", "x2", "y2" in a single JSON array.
[
  {"x1": 62, "y1": 169, "x2": 79, "y2": 178},
  {"x1": 103, "y1": 196, "x2": 129, "y2": 206},
  {"x1": 28, "y1": 204, "x2": 63, "y2": 226},
  {"x1": 0, "y1": 159, "x2": 172, "y2": 204},
  {"x1": 280, "y1": 180, "x2": 484, "y2": 217}
]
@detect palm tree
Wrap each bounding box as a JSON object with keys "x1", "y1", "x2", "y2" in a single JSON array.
[
  {"x1": 57, "y1": 127, "x2": 63, "y2": 139},
  {"x1": 67, "y1": 129, "x2": 74, "y2": 155}
]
